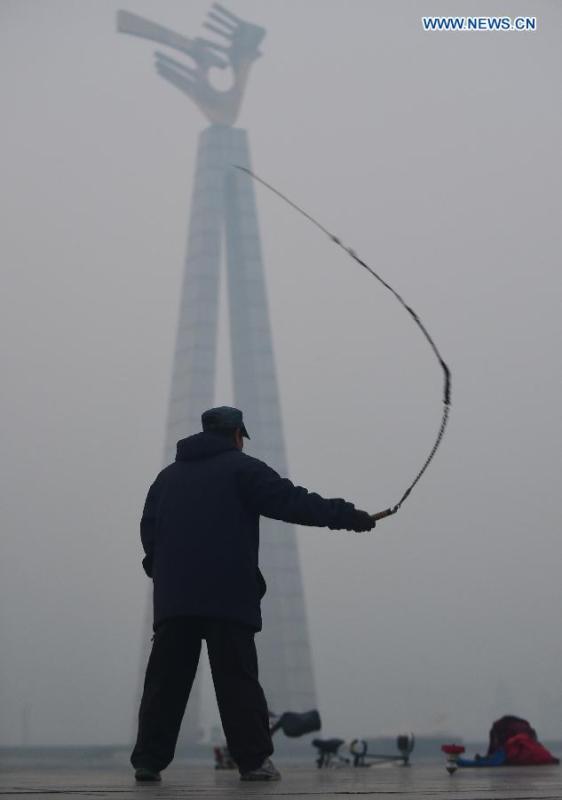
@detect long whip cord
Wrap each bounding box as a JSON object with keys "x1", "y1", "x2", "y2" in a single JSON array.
[{"x1": 236, "y1": 166, "x2": 451, "y2": 522}]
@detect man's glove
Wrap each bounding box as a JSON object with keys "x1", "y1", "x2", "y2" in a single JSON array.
[{"x1": 350, "y1": 510, "x2": 376, "y2": 532}]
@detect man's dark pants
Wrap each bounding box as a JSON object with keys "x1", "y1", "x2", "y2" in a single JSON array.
[{"x1": 131, "y1": 616, "x2": 274, "y2": 774}]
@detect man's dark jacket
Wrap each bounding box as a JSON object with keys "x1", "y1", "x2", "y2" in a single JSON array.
[{"x1": 141, "y1": 432, "x2": 361, "y2": 631}]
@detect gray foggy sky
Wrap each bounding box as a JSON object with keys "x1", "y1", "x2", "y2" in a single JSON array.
[{"x1": 1, "y1": 0, "x2": 561, "y2": 747}]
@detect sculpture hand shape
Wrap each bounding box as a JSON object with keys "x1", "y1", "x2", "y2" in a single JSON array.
[{"x1": 118, "y1": 3, "x2": 265, "y2": 126}]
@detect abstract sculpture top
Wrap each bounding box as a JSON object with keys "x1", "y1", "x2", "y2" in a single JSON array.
[{"x1": 117, "y1": 3, "x2": 265, "y2": 126}]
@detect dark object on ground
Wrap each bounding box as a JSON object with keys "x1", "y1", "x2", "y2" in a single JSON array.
[
  {"x1": 397, "y1": 735, "x2": 416, "y2": 762},
  {"x1": 270, "y1": 710, "x2": 321, "y2": 738},
  {"x1": 134, "y1": 767, "x2": 161, "y2": 782},
  {"x1": 313, "y1": 734, "x2": 414, "y2": 768},
  {"x1": 349, "y1": 734, "x2": 414, "y2": 767},
  {"x1": 312, "y1": 738, "x2": 349, "y2": 768}
]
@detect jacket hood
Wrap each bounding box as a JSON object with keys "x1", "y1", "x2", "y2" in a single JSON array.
[{"x1": 176, "y1": 431, "x2": 237, "y2": 462}]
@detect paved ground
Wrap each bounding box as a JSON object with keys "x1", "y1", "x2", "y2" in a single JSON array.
[{"x1": 1, "y1": 763, "x2": 561, "y2": 799}]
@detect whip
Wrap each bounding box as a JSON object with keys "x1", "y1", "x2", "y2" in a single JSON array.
[{"x1": 236, "y1": 166, "x2": 451, "y2": 523}]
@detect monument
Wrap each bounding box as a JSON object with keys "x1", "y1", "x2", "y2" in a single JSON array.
[{"x1": 118, "y1": 3, "x2": 317, "y2": 744}]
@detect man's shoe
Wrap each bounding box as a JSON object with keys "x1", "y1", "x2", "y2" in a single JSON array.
[
  {"x1": 134, "y1": 767, "x2": 161, "y2": 782},
  {"x1": 240, "y1": 758, "x2": 281, "y2": 781}
]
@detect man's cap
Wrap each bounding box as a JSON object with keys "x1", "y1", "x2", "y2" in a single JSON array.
[{"x1": 201, "y1": 406, "x2": 250, "y2": 439}]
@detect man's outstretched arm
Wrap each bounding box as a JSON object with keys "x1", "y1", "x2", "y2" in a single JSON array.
[{"x1": 239, "y1": 458, "x2": 375, "y2": 532}]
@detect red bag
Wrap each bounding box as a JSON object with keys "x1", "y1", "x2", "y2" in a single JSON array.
[{"x1": 505, "y1": 733, "x2": 559, "y2": 766}]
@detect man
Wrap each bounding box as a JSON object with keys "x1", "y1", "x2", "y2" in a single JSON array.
[{"x1": 132, "y1": 406, "x2": 375, "y2": 782}]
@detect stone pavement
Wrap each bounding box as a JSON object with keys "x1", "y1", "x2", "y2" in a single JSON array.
[{"x1": 1, "y1": 763, "x2": 561, "y2": 799}]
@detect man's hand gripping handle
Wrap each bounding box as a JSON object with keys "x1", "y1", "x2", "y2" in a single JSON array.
[{"x1": 371, "y1": 507, "x2": 398, "y2": 522}]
